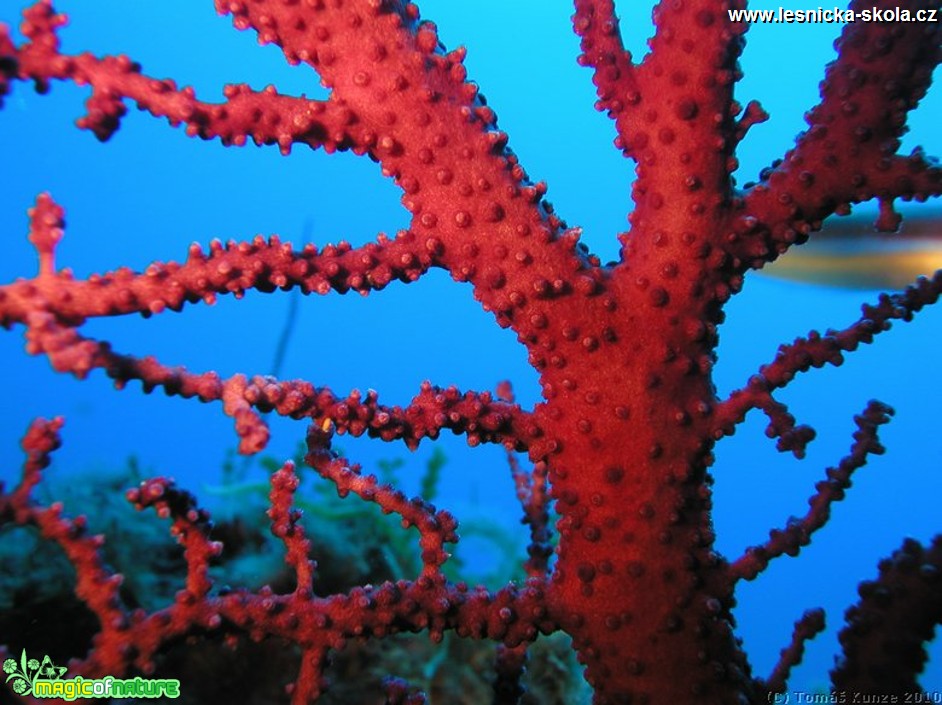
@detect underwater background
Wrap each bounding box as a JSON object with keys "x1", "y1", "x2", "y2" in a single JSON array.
[{"x1": 1, "y1": 0, "x2": 941, "y2": 697}]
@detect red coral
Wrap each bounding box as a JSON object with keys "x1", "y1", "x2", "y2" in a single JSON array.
[{"x1": 1, "y1": 1, "x2": 941, "y2": 703}]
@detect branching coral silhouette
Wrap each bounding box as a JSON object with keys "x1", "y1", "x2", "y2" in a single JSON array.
[{"x1": 1, "y1": 1, "x2": 941, "y2": 703}]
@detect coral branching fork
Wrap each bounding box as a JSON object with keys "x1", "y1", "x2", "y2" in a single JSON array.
[{"x1": 1, "y1": 0, "x2": 942, "y2": 703}]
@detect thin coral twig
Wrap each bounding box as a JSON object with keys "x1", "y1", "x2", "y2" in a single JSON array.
[
  {"x1": 729, "y1": 401, "x2": 893, "y2": 582},
  {"x1": 714, "y1": 272, "x2": 942, "y2": 442},
  {"x1": 763, "y1": 608, "x2": 826, "y2": 693},
  {"x1": 7, "y1": 3, "x2": 364, "y2": 154}
]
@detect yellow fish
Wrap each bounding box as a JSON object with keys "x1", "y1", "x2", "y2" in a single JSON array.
[{"x1": 759, "y1": 213, "x2": 942, "y2": 290}]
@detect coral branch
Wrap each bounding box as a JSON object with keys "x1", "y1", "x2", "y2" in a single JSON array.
[
  {"x1": 715, "y1": 272, "x2": 942, "y2": 440},
  {"x1": 0, "y1": 418, "x2": 128, "y2": 675},
  {"x1": 26, "y1": 193, "x2": 63, "y2": 278},
  {"x1": 498, "y1": 381, "x2": 552, "y2": 577},
  {"x1": 19, "y1": 307, "x2": 530, "y2": 453},
  {"x1": 294, "y1": 648, "x2": 331, "y2": 705},
  {"x1": 572, "y1": 0, "x2": 639, "y2": 138},
  {"x1": 735, "y1": 0, "x2": 942, "y2": 267},
  {"x1": 1, "y1": 421, "x2": 552, "y2": 698},
  {"x1": 602, "y1": 0, "x2": 748, "y2": 267},
  {"x1": 716, "y1": 377, "x2": 817, "y2": 456},
  {"x1": 763, "y1": 608, "x2": 826, "y2": 694},
  {"x1": 493, "y1": 643, "x2": 528, "y2": 705},
  {"x1": 508, "y1": 456, "x2": 552, "y2": 578},
  {"x1": 126, "y1": 478, "x2": 221, "y2": 604},
  {"x1": 1, "y1": 195, "x2": 439, "y2": 333},
  {"x1": 732, "y1": 100, "x2": 769, "y2": 147},
  {"x1": 216, "y1": 0, "x2": 593, "y2": 343},
  {"x1": 6, "y1": 2, "x2": 361, "y2": 153},
  {"x1": 759, "y1": 273, "x2": 942, "y2": 386},
  {"x1": 832, "y1": 536, "x2": 942, "y2": 694},
  {"x1": 730, "y1": 401, "x2": 892, "y2": 582},
  {"x1": 864, "y1": 149, "x2": 942, "y2": 221},
  {"x1": 4, "y1": 416, "x2": 62, "y2": 509},
  {"x1": 304, "y1": 422, "x2": 458, "y2": 580},
  {"x1": 268, "y1": 461, "x2": 316, "y2": 596}
]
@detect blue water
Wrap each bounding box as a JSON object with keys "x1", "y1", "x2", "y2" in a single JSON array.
[{"x1": 1, "y1": 0, "x2": 941, "y2": 695}]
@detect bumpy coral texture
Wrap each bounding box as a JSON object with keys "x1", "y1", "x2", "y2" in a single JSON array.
[{"x1": 1, "y1": 1, "x2": 941, "y2": 703}]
